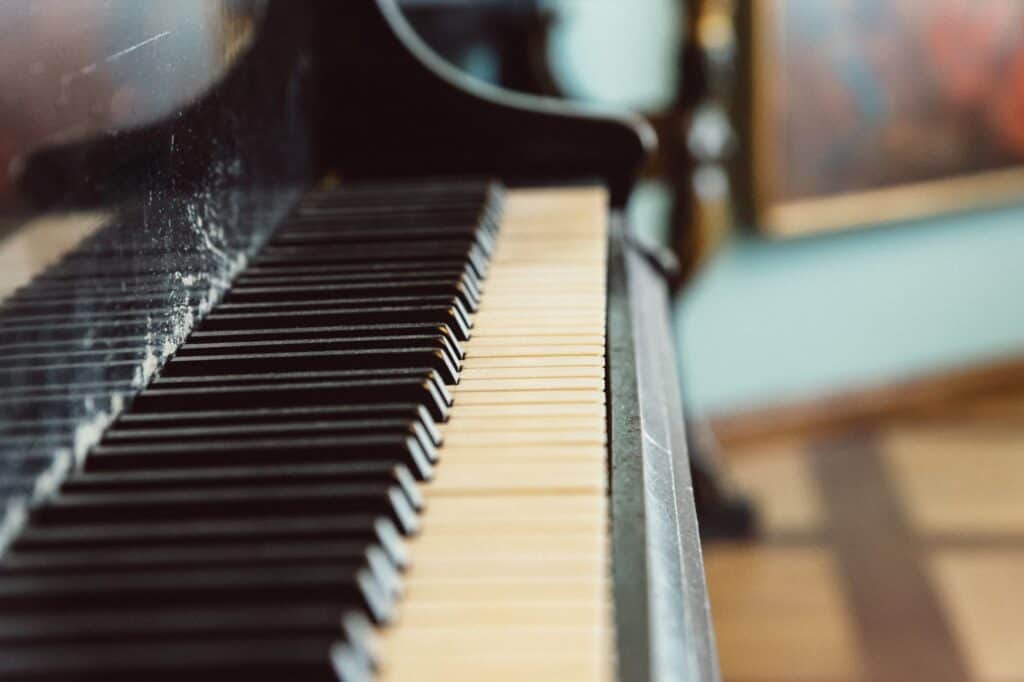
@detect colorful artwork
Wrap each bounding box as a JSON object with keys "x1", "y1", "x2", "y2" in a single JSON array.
[{"x1": 754, "y1": 0, "x2": 1024, "y2": 234}]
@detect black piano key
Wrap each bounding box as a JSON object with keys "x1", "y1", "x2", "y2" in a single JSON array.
[
  {"x1": 289, "y1": 198, "x2": 494, "y2": 212},
  {"x1": 0, "y1": 393, "x2": 132, "y2": 424},
  {"x1": 252, "y1": 242, "x2": 489, "y2": 279},
  {"x1": 303, "y1": 182, "x2": 492, "y2": 197},
  {"x1": 104, "y1": 415, "x2": 431, "y2": 446},
  {"x1": 214, "y1": 294, "x2": 473, "y2": 318},
  {"x1": 223, "y1": 279, "x2": 479, "y2": 312},
  {"x1": 256, "y1": 237, "x2": 488, "y2": 267},
  {"x1": 150, "y1": 364, "x2": 443, "y2": 387},
  {"x1": 0, "y1": 635, "x2": 369, "y2": 682},
  {"x1": 0, "y1": 541, "x2": 405, "y2": 609},
  {"x1": 0, "y1": 606, "x2": 375, "y2": 649},
  {"x1": 271, "y1": 222, "x2": 494, "y2": 247},
  {"x1": 99, "y1": 423, "x2": 437, "y2": 482},
  {"x1": 31, "y1": 483, "x2": 419, "y2": 534},
  {"x1": 25, "y1": 256, "x2": 217, "y2": 278},
  {"x1": 0, "y1": 320, "x2": 180, "y2": 344},
  {"x1": 112, "y1": 403, "x2": 441, "y2": 446},
  {"x1": 295, "y1": 199, "x2": 495, "y2": 217},
  {"x1": 176, "y1": 332, "x2": 464, "y2": 366},
  {"x1": 128, "y1": 376, "x2": 451, "y2": 422},
  {"x1": 159, "y1": 348, "x2": 460, "y2": 385},
  {"x1": 0, "y1": 361, "x2": 152, "y2": 390},
  {"x1": 0, "y1": 348, "x2": 156, "y2": 370},
  {"x1": 5, "y1": 280, "x2": 203, "y2": 301},
  {"x1": 285, "y1": 199, "x2": 493, "y2": 215},
  {"x1": 187, "y1": 321, "x2": 462, "y2": 350},
  {"x1": 0, "y1": 611, "x2": 377, "y2": 682},
  {"x1": 0, "y1": 415, "x2": 82, "y2": 434},
  {"x1": 1, "y1": 390, "x2": 136, "y2": 411},
  {"x1": 239, "y1": 259, "x2": 480, "y2": 283},
  {"x1": 0, "y1": 562, "x2": 393, "y2": 623},
  {"x1": 295, "y1": 205, "x2": 499, "y2": 231},
  {"x1": 145, "y1": 369, "x2": 451, "y2": 411},
  {"x1": 0, "y1": 306, "x2": 201, "y2": 326},
  {"x1": 59, "y1": 245, "x2": 247, "y2": 261},
  {"x1": 11, "y1": 515, "x2": 408, "y2": 567},
  {"x1": 84, "y1": 433, "x2": 434, "y2": 479},
  {"x1": 275, "y1": 232, "x2": 493, "y2": 262},
  {"x1": 148, "y1": 370, "x2": 452, "y2": 418},
  {"x1": 304, "y1": 177, "x2": 497, "y2": 199},
  {"x1": 0, "y1": 435, "x2": 74, "y2": 454},
  {"x1": 60, "y1": 461, "x2": 423, "y2": 511},
  {"x1": 0, "y1": 293, "x2": 205, "y2": 317},
  {"x1": 0, "y1": 334, "x2": 157, "y2": 357},
  {"x1": 235, "y1": 267, "x2": 483, "y2": 302},
  {"x1": 0, "y1": 541, "x2": 395, "y2": 583},
  {"x1": 197, "y1": 303, "x2": 472, "y2": 341},
  {"x1": 178, "y1": 329, "x2": 462, "y2": 356},
  {"x1": 298, "y1": 189, "x2": 496, "y2": 208}
]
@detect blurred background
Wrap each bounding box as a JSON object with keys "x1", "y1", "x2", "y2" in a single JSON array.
[
  {"x1": 3, "y1": 1, "x2": 1024, "y2": 680},
  {"x1": 402, "y1": 1, "x2": 1024, "y2": 681}
]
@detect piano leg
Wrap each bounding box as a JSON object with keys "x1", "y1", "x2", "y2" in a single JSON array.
[{"x1": 686, "y1": 410, "x2": 758, "y2": 540}]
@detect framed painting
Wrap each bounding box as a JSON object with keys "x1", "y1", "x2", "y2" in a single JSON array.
[{"x1": 748, "y1": 0, "x2": 1024, "y2": 236}]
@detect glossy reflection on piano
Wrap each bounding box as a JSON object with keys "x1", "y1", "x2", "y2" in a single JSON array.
[{"x1": 0, "y1": 2, "x2": 716, "y2": 680}]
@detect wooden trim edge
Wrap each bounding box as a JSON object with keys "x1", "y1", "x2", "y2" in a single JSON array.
[{"x1": 709, "y1": 354, "x2": 1024, "y2": 448}]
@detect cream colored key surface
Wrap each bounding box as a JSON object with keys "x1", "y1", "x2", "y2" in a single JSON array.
[{"x1": 376, "y1": 187, "x2": 612, "y2": 681}]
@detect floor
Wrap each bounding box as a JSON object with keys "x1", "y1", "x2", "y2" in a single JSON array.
[{"x1": 705, "y1": 389, "x2": 1024, "y2": 682}]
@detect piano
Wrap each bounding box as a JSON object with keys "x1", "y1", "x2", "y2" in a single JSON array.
[{"x1": 0, "y1": 2, "x2": 717, "y2": 680}]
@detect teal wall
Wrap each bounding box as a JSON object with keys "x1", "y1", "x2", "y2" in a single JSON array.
[{"x1": 673, "y1": 205, "x2": 1024, "y2": 415}]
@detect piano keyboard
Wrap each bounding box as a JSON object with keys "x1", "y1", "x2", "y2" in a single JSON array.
[{"x1": 0, "y1": 181, "x2": 612, "y2": 680}]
